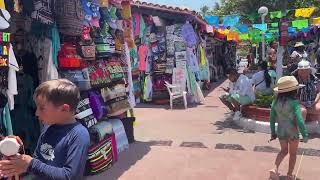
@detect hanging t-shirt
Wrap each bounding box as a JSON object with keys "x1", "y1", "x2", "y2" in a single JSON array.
[
  {"x1": 7, "y1": 44, "x2": 19, "y2": 110},
  {"x1": 186, "y1": 47, "x2": 200, "y2": 79},
  {"x1": 132, "y1": 13, "x2": 141, "y2": 37},
  {"x1": 38, "y1": 38, "x2": 58, "y2": 83},
  {"x1": 138, "y1": 45, "x2": 148, "y2": 71}
]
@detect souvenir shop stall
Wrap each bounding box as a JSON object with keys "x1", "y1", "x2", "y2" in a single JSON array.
[
  {"x1": 0, "y1": 0, "x2": 136, "y2": 175},
  {"x1": 203, "y1": 28, "x2": 236, "y2": 82},
  {"x1": 131, "y1": 1, "x2": 209, "y2": 104}
]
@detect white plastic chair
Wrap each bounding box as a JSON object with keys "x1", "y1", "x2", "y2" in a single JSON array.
[{"x1": 165, "y1": 81, "x2": 187, "y2": 109}]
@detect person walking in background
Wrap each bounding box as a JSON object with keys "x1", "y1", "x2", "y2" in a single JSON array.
[{"x1": 269, "y1": 76, "x2": 308, "y2": 180}]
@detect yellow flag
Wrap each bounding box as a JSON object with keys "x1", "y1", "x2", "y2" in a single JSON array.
[
  {"x1": 218, "y1": 29, "x2": 230, "y2": 35},
  {"x1": 0, "y1": 0, "x2": 5, "y2": 9},
  {"x1": 313, "y1": 17, "x2": 320, "y2": 25},
  {"x1": 295, "y1": 7, "x2": 316, "y2": 18}
]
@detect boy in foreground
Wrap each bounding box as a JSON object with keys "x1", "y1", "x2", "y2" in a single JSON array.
[{"x1": 0, "y1": 79, "x2": 90, "y2": 180}]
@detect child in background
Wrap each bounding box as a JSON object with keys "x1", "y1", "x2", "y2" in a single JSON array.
[
  {"x1": 269, "y1": 76, "x2": 308, "y2": 180},
  {"x1": 0, "y1": 79, "x2": 90, "y2": 180}
]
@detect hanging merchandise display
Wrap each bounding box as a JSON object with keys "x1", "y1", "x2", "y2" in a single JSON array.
[
  {"x1": 1, "y1": 0, "x2": 138, "y2": 176},
  {"x1": 55, "y1": 0, "x2": 85, "y2": 36}
]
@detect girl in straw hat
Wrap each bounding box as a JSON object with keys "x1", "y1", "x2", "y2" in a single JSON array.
[{"x1": 269, "y1": 76, "x2": 308, "y2": 180}]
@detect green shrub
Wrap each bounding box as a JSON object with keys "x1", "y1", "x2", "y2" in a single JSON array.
[{"x1": 254, "y1": 92, "x2": 274, "y2": 108}]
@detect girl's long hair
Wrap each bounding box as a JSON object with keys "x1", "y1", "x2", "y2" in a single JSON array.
[{"x1": 276, "y1": 90, "x2": 298, "y2": 106}]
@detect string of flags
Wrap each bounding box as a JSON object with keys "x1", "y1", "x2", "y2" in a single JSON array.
[{"x1": 204, "y1": 7, "x2": 320, "y2": 43}]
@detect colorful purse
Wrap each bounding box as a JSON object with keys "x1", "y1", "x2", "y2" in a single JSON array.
[
  {"x1": 58, "y1": 43, "x2": 82, "y2": 68},
  {"x1": 88, "y1": 91, "x2": 106, "y2": 120},
  {"x1": 78, "y1": 42, "x2": 96, "y2": 61},
  {"x1": 86, "y1": 134, "x2": 114, "y2": 175}
]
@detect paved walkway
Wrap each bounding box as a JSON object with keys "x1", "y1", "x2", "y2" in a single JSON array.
[{"x1": 88, "y1": 80, "x2": 320, "y2": 180}]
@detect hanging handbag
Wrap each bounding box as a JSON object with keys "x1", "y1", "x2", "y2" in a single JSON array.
[
  {"x1": 101, "y1": 84, "x2": 127, "y2": 102},
  {"x1": 58, "y1": 43, "x2": 82, "y2": 68},
  {"x1": 87, "y1": 60, "x2": 125, "y2": 88},
  {"x1": 88, "y1": 90, "x2": 106, "y2": 120},
  {"x1": 59, "y1": 68, "x2": 92, "y2": 91},
  {"x1": 75, "y1": 98, "x2": 98, "y2": 128},
  {"x1": 55, "y1": 0, "x2": 85, "y2": 36},
  {"x1": 78, "y1": 42, "x2": 96, "y2": 61},
  {"x1": 31, "y1": 0, "x2": 54, "y2": 25},
  {"x1": 86, "y1": 134, "x2": 114, "y2": 175}
]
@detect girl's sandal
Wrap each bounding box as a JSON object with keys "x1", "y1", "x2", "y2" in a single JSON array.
[{"x1": 269, "y1": 169, "x2": 280, "y2": 180}]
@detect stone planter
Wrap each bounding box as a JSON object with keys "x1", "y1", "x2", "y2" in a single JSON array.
[{"x1": 241, "y1": 105, "x2": 270, "y2": 122}]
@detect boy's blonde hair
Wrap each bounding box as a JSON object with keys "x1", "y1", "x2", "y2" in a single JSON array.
[{"x1": 34, "y1": 79, "x2": 80, "y2": 112}]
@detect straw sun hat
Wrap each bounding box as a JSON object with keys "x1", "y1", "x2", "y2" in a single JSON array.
[
  {"x1": 294, "y1": 42, "x2": 305, "y2": 48},
  {"x1": 274, "y1": 76, "x2": 304, "y2": 93}
]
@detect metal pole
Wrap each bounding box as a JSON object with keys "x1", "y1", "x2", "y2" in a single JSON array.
[{"x1": 261, "y1": 16, "x2": 266, "y2": 61}]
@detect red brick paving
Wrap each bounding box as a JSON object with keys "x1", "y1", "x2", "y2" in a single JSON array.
[{"x1": 87, "y1": 80, "x2": 320, "y2": 180}]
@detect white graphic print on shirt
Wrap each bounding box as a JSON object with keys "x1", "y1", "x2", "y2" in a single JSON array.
[{"x1": 40, "y1": 143, "x2": 55, "y2": 161}]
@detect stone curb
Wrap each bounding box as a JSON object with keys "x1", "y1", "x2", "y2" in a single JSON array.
[{"x1": 230, "y1": 115, "x2": 320, "y2": 134}]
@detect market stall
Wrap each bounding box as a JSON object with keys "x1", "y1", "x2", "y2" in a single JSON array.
[
  {"x1": 0, "y1": 0, "x2": 136, "y2": 175},
  {"x1": 131, "y1": 1, "x2": 212, "y2": 105}
]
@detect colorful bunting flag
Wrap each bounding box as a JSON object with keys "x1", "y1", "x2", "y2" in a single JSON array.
[
  {"x1": 252, "y1": 24, "x2": 268, "y2": 31},
  {"x1": 295, "y1": 7, "x2": 316, "y2": 18},
  {"x1": 223, "y1": 15, "x2": 240, "y2": 27},
  {"x1": 239, "y1": 34, "x2": 249, "y2": 40},
  {"x1": 288, "y1": 27, "x2": 296, "y2": 33},
  {"x1": 269, "y1": 29, "x2": 279, "y2": 33},
  {"x1": 269, "y1": 11, "x2": 282, "y2": 19},
  {"x1": 292, "y1": 19, "x2": 309, "y2": 29},
  {"x1": 235, "y1": 25, "x2": 249, "y2": 33},
  {"x1": 227, "y1": 32, "x2": 239, "y2": 41},
  {"x1": 271, "y1": 23, "x2": 278, "y2": 28},
  {"x1": 217, "y1": 29, "x2": 230, "y2": 35},
  {"x1": 313, "y1": 17, "x2": 320, "y2": 25},
  {"x1": 204, "y1": 16, "x2": 219, "y2": 27}
]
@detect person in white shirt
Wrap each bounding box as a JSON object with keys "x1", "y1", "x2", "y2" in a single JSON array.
[
  {"x1": 219, "y1": 69, "x2": 255, "y2": 120},
  {"x1": 251, "y1": 61, "x2": 276, "y2": 95}
]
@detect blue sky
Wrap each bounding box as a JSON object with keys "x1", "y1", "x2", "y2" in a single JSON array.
[{"x1": 142, "y1": 0, "x2": 220, "y2": 11}]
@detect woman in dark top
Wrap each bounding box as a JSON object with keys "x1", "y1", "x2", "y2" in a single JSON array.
[{"x1": 292, "y1": 60, "x2": 320, "y2": 121}]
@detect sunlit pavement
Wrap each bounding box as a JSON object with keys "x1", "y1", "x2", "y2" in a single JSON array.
[{"x1": 88, "y1": 79, "x2": 320, "y2": 180}]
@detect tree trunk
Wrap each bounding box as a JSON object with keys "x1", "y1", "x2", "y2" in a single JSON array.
[{"x1": 276, "y1": 0, "x2": 288, "y2": 79}]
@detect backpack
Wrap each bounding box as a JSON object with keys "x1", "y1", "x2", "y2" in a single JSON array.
[
  {"x1": 31, "y1": 0, "x2": 54, "y2": 25},
  {"x1": 55, "y1": 0, "x2": 85, "y2": 36}
]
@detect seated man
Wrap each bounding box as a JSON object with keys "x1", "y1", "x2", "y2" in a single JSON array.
[
  {"x1": 293, "y1": 60, "x2": 320, "y2": 122},
  {"x1": 219, "y1": 69, "x2": 255, "y2": 120}
]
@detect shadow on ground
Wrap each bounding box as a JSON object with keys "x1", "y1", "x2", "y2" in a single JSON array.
[
  {"x1": 87, "y1": 141, "x2": 152, "y2": 180},
  {"x1": 211, "y1": 115, "x2": 255, "y2": 134}
]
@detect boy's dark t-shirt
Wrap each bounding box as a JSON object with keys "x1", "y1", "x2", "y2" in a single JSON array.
[{"x1": 27, "y1": 122, "x2": 90, "y2": 180}]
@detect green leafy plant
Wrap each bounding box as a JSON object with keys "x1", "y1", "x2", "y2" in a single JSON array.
[{"x1": 254, "y1": 92, "x2": 274, "y2": 108}]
